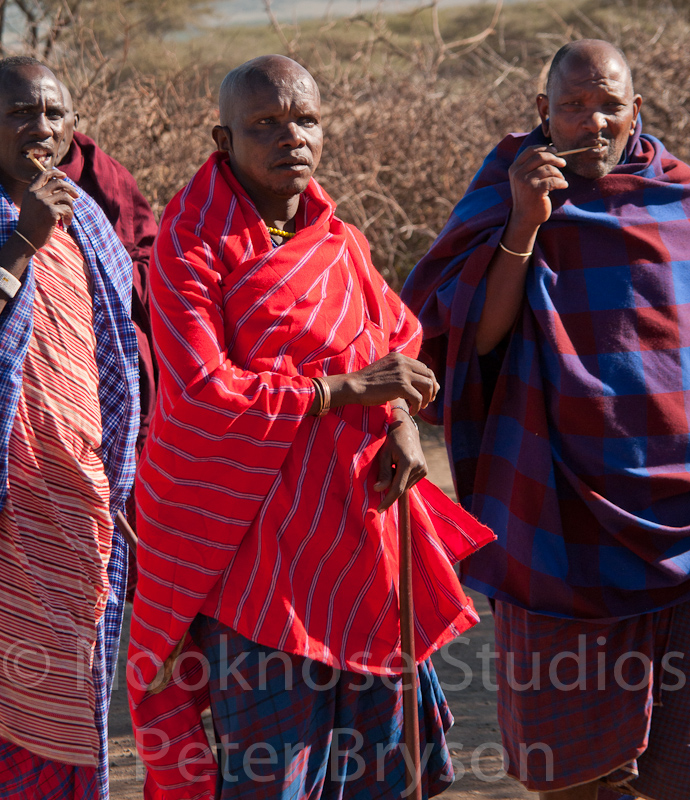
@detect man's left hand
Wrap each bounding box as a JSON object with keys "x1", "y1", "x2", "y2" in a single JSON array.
[{"x1": 374, "y1": 414, "x2": 427, "y2": 512}]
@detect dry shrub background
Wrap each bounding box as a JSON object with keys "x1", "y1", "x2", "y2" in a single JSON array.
[{"x1": 38, "y1": 0, "x2": 690, "y2": 287}]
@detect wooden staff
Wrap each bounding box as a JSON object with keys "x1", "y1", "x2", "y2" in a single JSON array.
[
  {"x1": 116, "y1": 509, "x2": 138, "y2": 554},
  {"x1": 399, "y1": 489, "x2": 422, "y2": 800}
]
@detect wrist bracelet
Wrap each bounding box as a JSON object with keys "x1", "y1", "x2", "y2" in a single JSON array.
[
  {"x1": 312, "y1": 376, "x2": 331, "y2": 417},
  {"x1": 14, "y1": 230, "x2": 38, "y2": 253},
  {"x1": 390, "y1": 404, "x2": 419, "y2": 431},
  {"x1": 0, "y1": 267, "x2": 21, "y2": 299},
  {"x1": 499, "y1": 240, "x2": 533, "y2": 258}
]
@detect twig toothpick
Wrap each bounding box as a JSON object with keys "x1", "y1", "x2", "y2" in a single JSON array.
[
  {"x1": 28, "y1": 153, "x2": 47, "y2": 172},
  {"x1": 554, "y1": 145, "x2": 600, "y2": 156}
]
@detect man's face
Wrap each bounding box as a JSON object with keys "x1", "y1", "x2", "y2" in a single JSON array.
[
  {"x1": 215, "y1": 70, "x2": 323, "y2": 205},
  {"x1": 0, "y1": 65, "x2": 65, "y2": 200},
  {"x1": 537, "y1": 51, "x2": 642, "y2": 179}
]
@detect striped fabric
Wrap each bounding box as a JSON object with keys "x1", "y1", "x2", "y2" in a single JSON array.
[
  {"x1": 401, "y1": 120, "x2": 690, "y2": 620},
  {"x1": 0, "y1": 182, "x2": 139, "y2": 797},
  {"x1": 0, "y1": 225, "x2": 111, "y2": 766},
  {"x1": 0, "y1": 182, "x2": 139, "y2": 521},
  {"x1": 128, "y1": 152, "x2": 494, "y2": 798}
]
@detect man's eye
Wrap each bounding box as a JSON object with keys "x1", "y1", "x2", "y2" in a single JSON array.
[
  {"x1": 258, "y1": 118, "x2": 276, "y2": 125},
  {"x1": 301, "y1": 117, "x2": 318, "y2": 127}
]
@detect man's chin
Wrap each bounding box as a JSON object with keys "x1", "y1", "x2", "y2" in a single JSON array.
[
  {"x1": 565, "y1": 152, "x2": 621, "y2": 180},
  {"x1": 272, "y1": 177, "x2": 312, "y2": 198}
]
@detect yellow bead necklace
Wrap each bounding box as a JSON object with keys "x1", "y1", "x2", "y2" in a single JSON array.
[{"x1": 267, "y1": 226, "x2": 296, "y2": 239}]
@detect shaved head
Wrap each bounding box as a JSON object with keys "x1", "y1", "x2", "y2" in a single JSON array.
[
  {"x1": 0, "y1": 55, "x2": 45, "y2": 93},
  {"x1": 546, "y1": 39, "x2": 633, "y2": 96},
  {"x1": 218, "y1": 55, "x2": 319, "y2": 128}
]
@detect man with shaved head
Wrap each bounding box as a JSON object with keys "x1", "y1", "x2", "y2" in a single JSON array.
[
  {"x1": 127, "y1": 54, "x2": 493, "y2": 799},
  {"x1": 404, "y1": 39, "x2": 690, "y2": 799},
  {"x1": 0, "y1": 56, "x2": 138, "y2": 798}
]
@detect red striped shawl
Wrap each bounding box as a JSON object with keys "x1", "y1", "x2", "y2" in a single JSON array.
[{"x1": 128, "y1": 153, "x2": 494, "y2": 797}]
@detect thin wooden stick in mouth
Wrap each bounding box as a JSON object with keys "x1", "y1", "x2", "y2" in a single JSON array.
[
  {"x1": 27, "y1": 153, "x2": 47, "y2": 172},
  {"x1": 554, "y1": 145, "x2": 601, "y2": 156}
]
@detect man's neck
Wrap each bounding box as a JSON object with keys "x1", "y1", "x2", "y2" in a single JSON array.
[{"x1": 255, "y1": 196, "x2": 300, "y2": 231}]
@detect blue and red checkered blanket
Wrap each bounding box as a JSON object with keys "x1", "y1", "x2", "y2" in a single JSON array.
[{"x1": 402, "y1": 121, "x2": 690, "y2": 620}]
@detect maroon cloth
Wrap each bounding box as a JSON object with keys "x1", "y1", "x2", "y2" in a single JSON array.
[{"x1": 60, "y1": 131, "x2": 158, "y2": 454}]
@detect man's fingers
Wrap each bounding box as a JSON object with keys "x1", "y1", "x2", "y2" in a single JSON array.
[
  {"x1": 374, "y1": 456, "x2": 393, "y2": 493},
  {"x1": 377, "y1": 464, "x2": 408, "y2": 513},
  {"x1": 401, "y1": 387, "x2": 423, "y2": 417}
]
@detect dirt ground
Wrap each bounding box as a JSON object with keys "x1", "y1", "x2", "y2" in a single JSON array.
[{"x1": 107, "y1": 428, "x2": 532, "y2": 799}]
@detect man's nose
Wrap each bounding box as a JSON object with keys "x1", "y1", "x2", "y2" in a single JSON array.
[
  {"x1": 31, "y1": 112, "x2": 55, "y2": 138},
  {"x1": 582, "y1": 110, "x2": 606, "y2": 132},
  {"x1": 280, "y1": 122, "x2": 306, "y2": 147}
]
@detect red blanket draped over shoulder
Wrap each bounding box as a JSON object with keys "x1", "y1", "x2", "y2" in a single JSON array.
[{"x1": 128, "y1": 152, "x2": 493, "y2": 798}]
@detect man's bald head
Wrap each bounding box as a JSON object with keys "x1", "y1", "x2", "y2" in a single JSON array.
[
  {"x1": 0, "y1": 55, "x2": 52, "y2": 94},
  {"x1": 218, "y1": 55, "x2": 319, "y2": 128},
  {"x1": 546, "y1": 39, "x2": 633, "y2": 97}
]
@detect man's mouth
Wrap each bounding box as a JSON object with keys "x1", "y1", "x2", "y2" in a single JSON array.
[
  {"x1": 23, "y1": 147, "x2": 53, "y2": 169},
  {"x1": 578, "y1": 141, "x2": 608, "y2": 155},
  {"x1": 275, "y1": 159, "x2": 310, "y2": 170}
]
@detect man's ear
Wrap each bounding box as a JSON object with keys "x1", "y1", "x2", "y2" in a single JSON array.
[
  {"x1": 536, "y1": 93, "x2": 550, "y2": 137},
  {"x1": 74, "y1": 111, "x2": 80, "y2": 129},
  {"x1": 630, "y1": 94, "x2": 642, "y2": 134},
  {"x1": 212, "y1": 124, "x2": 232, "y2": 153}
]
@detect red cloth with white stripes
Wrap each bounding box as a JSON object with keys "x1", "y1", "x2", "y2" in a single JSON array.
[
  {"x1": 0, "y1": 225, "x2": 110, "y2": 768},
  {"x1": 128, "y1": 152, "x2": 494, "y2": 798}
]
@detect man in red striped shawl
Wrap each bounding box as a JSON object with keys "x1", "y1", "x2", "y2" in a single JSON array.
[{"x1": 128, "y1": 55, "x2": 494, "y2": 799}]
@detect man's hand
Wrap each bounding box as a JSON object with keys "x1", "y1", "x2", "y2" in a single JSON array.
[
  {"x1": 374, "y1": 412, "x2": 427, "y2": 512},
  {"x1": 319, "y1": 352, "x2": 439, "y2": 416},
  {"x1": 16, "y1": 168, "x2": 78, "y2": 251},
  {"x1": 508, "y1": 145, "x2": 568, "y2": 232}
]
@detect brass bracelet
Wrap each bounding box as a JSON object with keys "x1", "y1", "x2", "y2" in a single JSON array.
[
  {"x1": 311, "y1": 377, "x2": 324, "y2": 416},
  {"x1": 313, "y1": 376, "x2": 331, "y2": 417},
  {"x1": 498, "y1": 240, "x2": 532, "y2": 258}
]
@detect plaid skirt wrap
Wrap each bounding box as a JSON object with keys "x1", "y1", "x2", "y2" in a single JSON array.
[
  {"x1": 401, "y1": 119, "x2": 690, "y2": 621},
  {"x1": 193, "y1": 618, "x2": 455, "y2": 800}
]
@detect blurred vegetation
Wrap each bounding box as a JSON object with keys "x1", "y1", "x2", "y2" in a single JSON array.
[{"x1": 7, "y1": 0, "x2": 690, "y2": 285}]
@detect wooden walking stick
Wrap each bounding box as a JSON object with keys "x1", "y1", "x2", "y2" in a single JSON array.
[
  {"x1": 399, "y1": 489, "x2": 422, "y2": 800},
  {"x1": 116, "y1": 509, "x2": 138, "y2": 554}
]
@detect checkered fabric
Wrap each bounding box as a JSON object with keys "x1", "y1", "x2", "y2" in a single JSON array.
[
  {"x1": 401, "y1": 120, "x2": 690, "y2": 620},
  {"x1": 0, "y1": 738, "x2": 98, "y2": 799},
  {"x1": 493, "y1": 599, "x2": 690, "y2": 797},
  {"x1": 193, "y1": 616, "x2": 454, "y2": 800}
]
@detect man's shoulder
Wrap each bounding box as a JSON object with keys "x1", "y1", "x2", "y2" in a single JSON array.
[
  {"x1": 466, "y1": 131, "x2": 534, "y2": 193},
  {"x1": 72, "y1": 131, "x2": 139, "y2": 188}
]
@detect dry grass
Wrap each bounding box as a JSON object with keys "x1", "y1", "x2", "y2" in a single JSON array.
[{"x1": 36, "y1": 0, "x2": 690, "y2": 284}]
